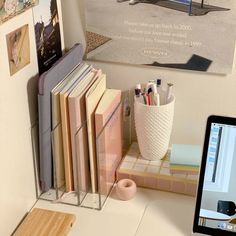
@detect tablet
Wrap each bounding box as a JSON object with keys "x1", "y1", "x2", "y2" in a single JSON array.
[
  {"x1": 193, "y1": 115, "x2": 236, "y2": 235},
  {"x1": 38, "y1": 44, "x2": 83, "y2": 192}
]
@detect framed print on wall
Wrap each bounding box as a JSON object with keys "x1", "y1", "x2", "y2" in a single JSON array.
[
  {"x1": 33, "y1": 0, "x2": 63, "y2": 74},
  {"x1": 85, "y1": 0, "x2": 236, "y2": 74},
  {"x1": 6, "y1": 24, "x2": 30, "y2": 76},
  {"x1": 0, "y1": 0, "x2": 39, "y2": 24}
]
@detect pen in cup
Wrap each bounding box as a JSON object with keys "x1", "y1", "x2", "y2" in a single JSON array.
[
  {"x1": 135, "y1": 88, "x2": 141, "y2": 97},
  {"x1": 166, "y1": 83, "x2": 173, "y2": 104},
  {"x1": 151, "y1": 83, "x2": 160, "y2": 106},
  {"x1": 143, "y1": 93, "x2": 149, "y2": 105},
  {"x1": 135, "y1": 84, "x2": 141, "y2": 96},
  {"x1": 156, "y1": 79, "x2": 162, "y2": 89}
]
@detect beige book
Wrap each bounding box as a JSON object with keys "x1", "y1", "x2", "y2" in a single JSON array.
[
  {"x1": 85, "y1": 74, "x2": 106, "y2": 193},
  {"x1": 68, "y1": 69, "x2": 102, "y2": 192},
  {"x1": 51, "y1": 63, "x2": 90, "y2": 191},
  {"x1": 60, "y1": 63, "x2": 92, "y2": 192},
  {"x1": 51, "y1": 67, "x2": 84, "y2": 189},
  {"x1": 51, "y1": 88, "x2": 65, "y2": 189}
]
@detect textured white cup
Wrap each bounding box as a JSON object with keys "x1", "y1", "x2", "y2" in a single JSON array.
[{"x1": 134, "y1": 95, "x2": 175, "y2": 160}]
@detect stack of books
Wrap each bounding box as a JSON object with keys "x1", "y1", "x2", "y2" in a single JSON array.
[
  {"x1": 169, "y1": 144, "x2": 201, "y2": 175},
  {"x1": 38, "y1": 47, "x2": 123, "y2": 197}
]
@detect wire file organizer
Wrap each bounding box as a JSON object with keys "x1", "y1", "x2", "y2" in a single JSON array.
[{"x1": 31, "y1": 100, "x2": 130, "y2": 210}]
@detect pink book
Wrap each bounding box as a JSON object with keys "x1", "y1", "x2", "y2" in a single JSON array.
[
  {"x1": 68, "y1": 69, "x2": 101, "y2": 192},
  {"x1": 95, "y1": 89, "x2": 122, "y2": 195}
]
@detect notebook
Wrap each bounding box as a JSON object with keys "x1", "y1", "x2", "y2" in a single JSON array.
[
  {"x1": 68, "y1": 69, "x2": 102, "y2": 191},
  {"x1": 85, "y1": 74, "x2": 106, "y2": 193},
  {"x1": 50, "y1": 63, "x2": 88, "y2": 189},
  {"x1": 51, "y1": 82, "x2": 68, "y2": 188},
  {"x1": 95, "y1": 89, "x2": 122, "y2": 194},
  {"x1": 59, "y1": 63, "x2": 92, "y2": 192}
]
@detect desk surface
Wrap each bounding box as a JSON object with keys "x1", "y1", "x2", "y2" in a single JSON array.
[
  {"x1": 200, "y1": 209, "x2": 231, "y2": 221},
  {"x1": 35, "y1": 188, "x2": 196, "y2": 236}
]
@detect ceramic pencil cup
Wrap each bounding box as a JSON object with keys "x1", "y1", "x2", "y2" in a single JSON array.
[{"x1": 134, "y1": 95, "x2": 175, "y2": 160}]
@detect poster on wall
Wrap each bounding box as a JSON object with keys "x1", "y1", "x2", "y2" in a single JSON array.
[
  {"x1": 0, "y1": 0, "x2": 39, "y2": 24},
  {"x1": 6, "y1": 24, "x2": 30, "y2": 76},
  {"x1": 33, "y1": 0, "x2": 62, "y2": 74},
  {"x1": 85, "y1": 0, "x2": 236, "y2": 74}
]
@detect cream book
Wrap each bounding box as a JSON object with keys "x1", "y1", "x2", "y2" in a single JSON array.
[
  {"x1": 68, "y1": 69, "x2": 102, "y2": 192},
  {"x1": 85, "y1": 74, "x2": 106, "y2": 193},
  {"x1": 60, "y1": 63, "x2": 92, "y2": 192},
  {"x1": 95, "y1": 89, "x2": 122, "y2": 195},
  {"x1": 51, "y1": 79, "x2": 70, "y2": 189},
  {"x1": 50, "y1": 65, "x2": 86, "y2": 189}
]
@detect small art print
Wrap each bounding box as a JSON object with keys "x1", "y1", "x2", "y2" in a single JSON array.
[
  {"x1": 6, "y1": 24, "x2": 30, "y2": 76},
  {"x1": 0, "y1": 0, "x2": 39, "y2": 24},
  {"x1": 33, "y1": 0, "x2": 62, "y2": 74}
]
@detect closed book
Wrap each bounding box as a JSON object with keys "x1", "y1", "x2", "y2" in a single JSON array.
[
  {"x1": 95, "y1": 89, "x2": 122, "y2": 195},
  {"x1": 51, "y1": 82, "x2": 68, "y2": 189},
  {"x1": 50, "y1": 63, "x2": 87, "y2": 190},
  {"x1": 59, "y1": 63, "x2": 92, "y2": 192},
  {"x1": 170, "y1": 144, "x2": 201, "y2": 174},
  {"x1": 68, "y1": 69, "x2": 102, "y2": 192},
  {"x1": 85, "y1": 74, "x2": 107, "y2": 193}
]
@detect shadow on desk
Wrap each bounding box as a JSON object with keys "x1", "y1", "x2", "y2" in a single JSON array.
[{"x1": 135, "y1": 191, "x2": 195, "y2": 236}]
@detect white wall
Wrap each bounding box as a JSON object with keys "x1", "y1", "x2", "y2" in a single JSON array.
[
  {"x1": 0, "y1": 11, "x2": 38, "y2": 235},
  {"x1": 0, "y1": 1, "x2": 65, "y2": 234},
  {"x1": 1, "y1": 1, "x2": 236, "y2": 235}
]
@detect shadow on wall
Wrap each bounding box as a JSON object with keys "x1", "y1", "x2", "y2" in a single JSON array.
[{"x1": 27, "y1": 75, "x2": 40, "y2": 199}]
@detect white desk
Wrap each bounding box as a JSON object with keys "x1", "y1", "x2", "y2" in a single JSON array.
[{"x1": 34, "y1": 188, "x2": 196, "y2": 236}]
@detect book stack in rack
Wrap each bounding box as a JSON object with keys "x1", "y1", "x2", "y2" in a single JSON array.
[
  {"x1": 116, "y1": 142, "x2": 199, "y2": 197},
  {"x1": 169, "y1": 144, "x2": 201, "y2": 175},
  {"x1": 53, "y1": 65, "x2": 122, "y2": 195},
  {"x1": 38, "y1": 45, "x2": 123, "y2": 200}
]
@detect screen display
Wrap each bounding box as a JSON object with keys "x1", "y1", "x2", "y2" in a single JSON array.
[{"x1": 198, "y1": 122, "x2": 236, "y2": 232}]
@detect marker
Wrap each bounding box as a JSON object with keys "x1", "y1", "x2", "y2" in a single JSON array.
[
  {"x1": 142, "y1": 92, "x2": 148, "y2": 105},
  {"x1": 135, "y1": 83, "x2": 141, "y2": 96},
  {"x1": 156, "y1": 79, "x2": 162, "y2": 88},
  {"x1": 135, "y1": 88, "x2": 141, "y2": 97},
  {"x1": 166, "y1": 83, "x2": 173, "y2": 104},
  {"x1": 151, "y1": 83, "x2": 160, "y2": 106}
]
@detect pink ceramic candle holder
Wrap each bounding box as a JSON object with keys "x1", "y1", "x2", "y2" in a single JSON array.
[{"x1": 116, "y1": 179, "x2": 137, "y2": 201}]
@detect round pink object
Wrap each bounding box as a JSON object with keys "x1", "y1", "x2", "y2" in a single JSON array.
[{"x1": 116, "y1": 179, "x2": 137, "y2": 201}]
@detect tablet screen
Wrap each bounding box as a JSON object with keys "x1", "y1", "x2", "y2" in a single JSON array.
[{"x1": 193, "y1": 116, "x2": 236, "y2": 236}]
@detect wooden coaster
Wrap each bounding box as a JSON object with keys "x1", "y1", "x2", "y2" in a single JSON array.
[{"x1": 14, "y1": 208, "x2": 76, "y2": 236}]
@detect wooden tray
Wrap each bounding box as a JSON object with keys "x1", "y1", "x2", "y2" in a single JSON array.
[{"x1": 14, "y1": 208, "x2": 76, "y2": 236}]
